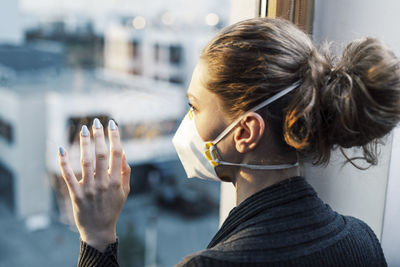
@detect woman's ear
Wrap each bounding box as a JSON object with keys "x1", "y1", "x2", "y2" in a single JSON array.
[{"x1": 233, "y1": 112, "x2": 265, "y2": 153}]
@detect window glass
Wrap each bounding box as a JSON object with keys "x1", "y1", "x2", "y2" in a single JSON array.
[{"x1": 0, "y1": 0, "x2": 229, "y2": 266}]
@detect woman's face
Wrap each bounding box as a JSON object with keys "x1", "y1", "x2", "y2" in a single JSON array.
[
  {"x1": 186, "y1": 61, "x2": 240, "y2": 180},
  {"x1": 186, "y1": 61, "x2": 231, "y2": 142}
]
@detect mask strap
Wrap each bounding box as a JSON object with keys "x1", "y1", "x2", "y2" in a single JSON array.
[
  {"x1": 218, "y1": 160, "x2": 299, "y2": 170},
  {"x1": 212, "y1": 81, "x2": 300, "y2": 145}
]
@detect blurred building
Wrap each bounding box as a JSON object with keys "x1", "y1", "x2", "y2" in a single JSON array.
[
  {"x1": 104, "y1": 20, "x2": 216, "y2": 87},
  {"x1": 0, "y1": 69, "x2": 185, "y2": 222},
  {"x1": 0, "y1": 0, "x2": 64, "y2": 222},
  {"x1": 0, "y1": 0, "x2": 224, "y2": 227}
]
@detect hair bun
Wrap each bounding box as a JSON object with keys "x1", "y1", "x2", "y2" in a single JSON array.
[
  {"x1": 284, "y1": 37, "x2": 400, "y2": 166},
  {"x1": 320, "y1": 37, "x2": 400, "y2": 164}
]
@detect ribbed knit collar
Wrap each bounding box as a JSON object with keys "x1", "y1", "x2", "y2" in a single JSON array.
[{"x1": 207, "y1": 176, "x2": 317, "y2": 248}]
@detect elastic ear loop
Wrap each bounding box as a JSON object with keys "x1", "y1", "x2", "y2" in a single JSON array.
[
  {"x1": 207, "y1": 81, "x2": 301, "y2": 170},
  {"x1": 212, "y1": 81, "x2": 301, "y2": 145},
  {"x1": 217, "y1": 160, "x2": 299, "y2": 170}
]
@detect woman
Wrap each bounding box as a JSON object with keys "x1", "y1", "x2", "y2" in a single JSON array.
[{"x1": 58, "y1": 17, "x2": 400, "y2": 266}]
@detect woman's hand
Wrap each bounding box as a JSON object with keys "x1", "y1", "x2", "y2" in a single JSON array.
[{"x1": 58, "y1": 119, "x2": 131, "y2": 252}]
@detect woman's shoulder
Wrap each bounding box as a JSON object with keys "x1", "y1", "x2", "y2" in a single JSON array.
[
  {"x1": 175, "y1": 214, "x2": 386, "y2": 267},
  {"x1": 341, "y1": 215, "x2": 385, "y2": 253}
]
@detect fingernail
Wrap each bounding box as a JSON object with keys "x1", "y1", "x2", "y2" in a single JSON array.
[
  {"x1": 109, "y1": 120, "x2": 117, "y2": 131},
  {"x1": 81, "y1": 125, "x2": 89, "y2": 137},
  {"x1": 94, "y1": 118, "x2": 101, "y2": 129},
  {"x1": 59, "y1": 147, "x2": 65, "y2": 156}
]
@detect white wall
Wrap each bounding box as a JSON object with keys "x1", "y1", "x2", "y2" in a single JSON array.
[
  {"x1": 313, "y1": 0, "x2": 400, "y2": 55},
  {"x1": 311, "y1": 0, "x2": 400, "y2": 264},
  {"x1": 0, "y1": 0, "x2": 23, "y2": 44},
  {"x1": 382, "y1": 127, "x2": 400, "y2": 266}
]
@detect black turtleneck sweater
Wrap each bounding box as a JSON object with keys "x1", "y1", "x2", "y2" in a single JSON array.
[{"x1": 78, "y1": 176, "x2": 387, "y2": 266}]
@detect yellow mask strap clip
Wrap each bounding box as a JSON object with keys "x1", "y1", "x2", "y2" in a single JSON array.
[{"x1": 204, "y1": 142, "x2": 220, "y2": 167}]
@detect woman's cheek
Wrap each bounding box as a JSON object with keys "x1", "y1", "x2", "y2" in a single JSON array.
[
  {"x1": 194, "y1": 116, "x2": 209, "y2": 142},
  {"x1": 195, "y1": 113, "x2": 224, "y2": 142}
]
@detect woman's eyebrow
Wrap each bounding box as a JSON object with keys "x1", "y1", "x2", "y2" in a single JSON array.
[{"x1": 186, "y1": 92, "x2": 198, "y2": 102}]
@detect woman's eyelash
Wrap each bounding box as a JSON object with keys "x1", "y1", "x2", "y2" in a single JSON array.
[{"x1": 188, "y1": 102, "x2": 195, "y2": 110}]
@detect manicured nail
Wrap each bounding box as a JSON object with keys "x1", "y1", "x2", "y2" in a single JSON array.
[
  {"x1": 94, "y1": 118, "x2": 101, "y2": 129},
  {"x1": 109, "y1": 120, "x2": 117, "y2": 131},
  {"x1": 81, "y1": 125, "x2": 89, "y2": 137},
  {"x1": 59, "y1": 147, "x2": 65, "y2": 156}
]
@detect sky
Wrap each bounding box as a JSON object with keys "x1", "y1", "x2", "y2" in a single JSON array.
[
  {"x1": 19, "y1": 0, "x2": 230, "y2": 17},
  {"x1": 18, "y1": 0, "x2": 230, "y2": 34}
]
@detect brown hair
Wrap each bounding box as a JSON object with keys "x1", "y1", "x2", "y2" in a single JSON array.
[{"x1": 200, "y1": 17, "x2": 400, "y2": 167}]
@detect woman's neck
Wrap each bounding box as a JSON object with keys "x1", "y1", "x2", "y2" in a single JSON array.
[{"x1": 234, "y1": 167, "x2": 300, "y2": 206}]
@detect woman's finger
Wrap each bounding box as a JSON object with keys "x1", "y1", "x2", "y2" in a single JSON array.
[
  {"x1": 92, "y1": 118, "x2": 108, "y2": 181},
  {"x1": 108, "y1": 120, "x2": 123, "y2": 179},
  {"x1": 80, "y1": 125, "x2": 94, "y2": 184},
  {"x1": 121, "y1": 152, "x2": 131, "y2": 196},
  {"x1": 58, "y1": 147, "x2": 80, "y2": 196}
]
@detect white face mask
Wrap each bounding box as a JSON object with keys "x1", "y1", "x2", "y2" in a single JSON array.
[{"x1": 172, "y1": 82, "x2": 300, "y2": 181}]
